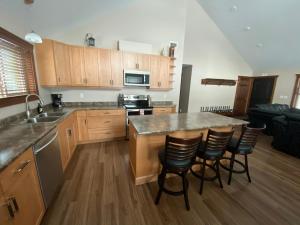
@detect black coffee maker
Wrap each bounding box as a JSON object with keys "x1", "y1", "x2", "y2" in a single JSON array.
[{"x1": 51, "y1": 94, "x2": 63, "y2": 108}]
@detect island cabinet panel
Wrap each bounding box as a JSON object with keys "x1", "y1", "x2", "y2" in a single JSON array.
[
  {"x1": 153, "y1": 107, "x2": 176, "y2": 115},
  {"x1": 110, "y1": 50, "x2": 124, "y2": 88},
  {"x1": 84, "y1": 47, "x2": 99, "y2": 86},
  {"x1": 98, "y1": 49, "x2": 112, "y2": 87},
  {"x1": 58, "y1": 113, "x2": 77, "y2": 171},
  {"x1": 35, "y1": 39, "x2": 57, "y2": 86},
  {"x1": 53, "y1": 41, "x2": 72, "y2": 85},
  {"x1": 76, "y1": 111, "x2": 89, "y2": 142},
  {"x1": 0, "y1": 148, "x2": 45, "y2": 225},
  {"x1": 69, "y1": 46, "x2": 86, "y2": 86},
  {"x1": 86, "y1": 109, "x2": 126, "y2": 141}
]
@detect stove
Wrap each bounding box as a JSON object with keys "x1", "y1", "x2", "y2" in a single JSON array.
[{"x1": 118, "y1": 94, "x2": 153, "y2": 137}]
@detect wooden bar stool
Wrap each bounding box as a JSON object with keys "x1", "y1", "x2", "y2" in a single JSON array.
[
  {"x1": 191, "y1": 129, "x2": 234, "y2": 195},
  {"x1": 155, "y1": 134, "x2": 202, "y2": 210},
  {"x1": 220, "y1": 125, "x2": 265, "y2": 185}
]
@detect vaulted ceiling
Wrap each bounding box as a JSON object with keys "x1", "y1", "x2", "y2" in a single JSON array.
[{"x1": 197, "y1": 0, "x2": 300, "y2": 72}]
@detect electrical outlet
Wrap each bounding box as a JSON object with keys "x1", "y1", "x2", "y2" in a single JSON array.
[{"x1": 80, "y1": 93, "x2": 84, "y2": 99}]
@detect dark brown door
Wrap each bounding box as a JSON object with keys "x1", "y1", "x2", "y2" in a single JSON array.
[{"x1": 233, "y1": 76, "x2": 253, "y2": 116}]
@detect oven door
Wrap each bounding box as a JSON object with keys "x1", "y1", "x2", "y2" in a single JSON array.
[{"x1": 124, "y1": 70, "x2": 150, "y2": 87}]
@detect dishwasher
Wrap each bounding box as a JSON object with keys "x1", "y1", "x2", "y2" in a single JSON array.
[{"x1": 33, "y1": 128, "x2": 63, "y2": 209}]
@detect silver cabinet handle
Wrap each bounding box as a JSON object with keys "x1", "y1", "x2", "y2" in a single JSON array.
[{"x1": 14, "y1": 160, "x2": 31, "y2": 174}]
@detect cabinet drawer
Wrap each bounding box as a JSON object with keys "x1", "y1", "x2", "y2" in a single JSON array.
[
  {"x1": 88, "y1": 127, "x2": 126, "y2": 140},
  {"x1": 153, "y1": 107, "x2": 174, "y2": 114},
  {"x1": 87, "y1": 109, "x2": 124, "y2": 117},
  {"x1": 76, "y1": 110, "x2": 86, "y2": 117},
  {"x1": 87, "y1": 116, "x2": 125, "y2": 129},
  {"x1": 0, "y1": 149, "x2": 34, "y2": 190}
]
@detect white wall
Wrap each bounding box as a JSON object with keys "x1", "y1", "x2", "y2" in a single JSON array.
[
  {"x1": 34, "y1": 0, "x2": 186, "y2": 104},
  {"x1": 0, "y1": 0, "x2": 51, "y2": 120},
  {"x1": 182, "y1": 0, "x2": 253, "y2": 112}
]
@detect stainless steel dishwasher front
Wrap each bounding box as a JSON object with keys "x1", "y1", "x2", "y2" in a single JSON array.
[{"x1": 33, "y1": 128, "x2": 63, "y2": 209}]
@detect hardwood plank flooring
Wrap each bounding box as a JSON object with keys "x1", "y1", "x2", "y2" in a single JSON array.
[{"x1": 42, "y1": 135, "x2": 300, "y2": 225}]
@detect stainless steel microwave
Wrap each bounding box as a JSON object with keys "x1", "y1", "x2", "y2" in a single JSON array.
[{"x1": 124, "y1": 70, "x2": 150, "y2": 87}]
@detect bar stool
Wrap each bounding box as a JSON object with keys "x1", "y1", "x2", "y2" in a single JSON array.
[
  {"x1": 191, "y1": 129, "x2": 234, "y2": 195},
  {"x1": 220, "y1": 124, "x2": 265, "y2": 185},
  {"x1": 155, "y1": 134, "x2": 202, "y2": 210}
]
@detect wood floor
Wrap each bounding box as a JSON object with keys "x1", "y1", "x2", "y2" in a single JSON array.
[{"x1": 42, "y1": 135, "x2": 300, "y2": 225}]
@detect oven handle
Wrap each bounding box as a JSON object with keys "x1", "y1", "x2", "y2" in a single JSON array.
[{"x1": 127, "y1": 109, "x2": 141, "y2": 112}]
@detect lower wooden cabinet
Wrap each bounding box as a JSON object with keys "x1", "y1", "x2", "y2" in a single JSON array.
[
  {"x1": 0, "y1": 148, "x2": 45, "y2": 225},
  {"x1": 153, "y1": 107, "x2": 176, "y2": 115},
  {"x1": 58, "y1": 113, "x2": 77, "y2": 171},
  {"x1": 76, "y1": 109, "x2": 126, "y2": 143}
]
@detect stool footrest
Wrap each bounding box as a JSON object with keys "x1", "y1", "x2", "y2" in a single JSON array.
[{"x1": 220, "y1": 157, "x2": 246, "y2": 174}]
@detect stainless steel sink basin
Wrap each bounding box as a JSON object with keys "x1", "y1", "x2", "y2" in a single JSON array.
[
  {"x1": 26, "y1": 116, "x2": 60, "y2": 124},
  {"x1": 37, "y1": 112, "x2": 66, "y2": 118}
]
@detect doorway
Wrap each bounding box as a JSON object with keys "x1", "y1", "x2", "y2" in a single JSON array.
[{"x1": 179, "y1": 64, "x2": 192, "y2": 113}]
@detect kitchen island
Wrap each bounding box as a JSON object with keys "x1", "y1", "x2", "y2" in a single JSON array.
[{"x1": 128, "y1": 112, "x2": 248, "y2": 185}]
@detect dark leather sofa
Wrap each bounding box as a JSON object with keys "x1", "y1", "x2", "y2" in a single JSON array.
[
  {"x1": 248, "y1": 104, "x2": 290, "y2": 135},
  {"x1": 272, "y1": 112, "x2": 300, "y2": 157}
]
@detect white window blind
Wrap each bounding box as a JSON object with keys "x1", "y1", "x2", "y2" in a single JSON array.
[{"x1": 0, "y1": 34, "x2": 37, "y2": 100}]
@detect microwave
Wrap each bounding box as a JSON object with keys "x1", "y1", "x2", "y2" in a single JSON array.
[{"x1": 124, "y1": 70, "x2": 150, "y2": 87}]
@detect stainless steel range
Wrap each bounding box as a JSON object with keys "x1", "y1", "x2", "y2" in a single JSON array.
[{"x1": 118, "y1": 94, "x2": 153, "y2": 136}]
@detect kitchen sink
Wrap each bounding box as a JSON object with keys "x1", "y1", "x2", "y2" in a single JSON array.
[
  {"x1": 37, "y1": 112, "x2": 66, "y2": 118},
  {"x1": 26, "y1": 116, "x2": 61, "y2": 124}
]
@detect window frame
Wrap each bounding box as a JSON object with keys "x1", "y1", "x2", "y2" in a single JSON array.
[
  {"x1": 291, "y1": 74, "x2": 300, "y2": 108},
  {"x1": 0, "y1": 27, "x2": 39, "y2": 108}
]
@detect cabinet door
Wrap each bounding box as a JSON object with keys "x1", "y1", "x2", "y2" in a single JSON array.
[
  {"x1": 0, "y1": 149, "x2": 45, "y2": 225},
  {"x1": 123, "y1": 52, "x2": 137, "y2": 70},
  {"x1": 35, "y1": 39, "x2": 57, "y2": 86},
  {"x1": 84, "y1": 47, "x2": 99, "y2": 86},
  {"x1": 69, "y1": 46, "x2": 86, "y2": 86},
  {"x1": 110, "y1": 50, "x2": 123, "y2": 88},
  {"x1": 76, "y1": 111, "x2": 89, "y2": 142},
  {"x1": 98, "y1": 49, "x2": 112, "y2": 87},
  {"x1": 0, "y1": 188, "x2": 13, "y2": 225},
  {"x1": 53, "y1": 41, "x2": 71, "y2": 85},
  {"x1": 137, "y1": 54, "x2": 150, "y2": 71},
  {"x1": 150, "y1": 55, "x2": 161, "y2": 88},
  {"x1": 159, "y1": 56, "x2": 170, "y2": 89}
]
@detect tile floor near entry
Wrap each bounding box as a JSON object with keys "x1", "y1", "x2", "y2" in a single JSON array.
[{"x1": 42, "y1": 136, "x2": 300, "y2": 225}]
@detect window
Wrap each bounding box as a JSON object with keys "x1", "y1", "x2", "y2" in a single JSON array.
[
  {"x1": 0, "y1": 27, "x2": 38, "y2": 108},
  {"x1": 291, "y1": 74, "x2": 300, "y2": 109}
]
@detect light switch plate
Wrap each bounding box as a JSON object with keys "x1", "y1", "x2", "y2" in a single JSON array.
[{"x1": 80, "y1": 93, "x2": 84, "y2": 99}]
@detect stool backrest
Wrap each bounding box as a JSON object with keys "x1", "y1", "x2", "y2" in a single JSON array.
[
  {"x1": 165, "y1": 134, "x2": 202, "y2": 166},
  {"x1": 238, "y1": 125, "x2": 265, "y2": 149},
  {"x1": 205, "y1": 129, "x2": 234, "y2": 153}
]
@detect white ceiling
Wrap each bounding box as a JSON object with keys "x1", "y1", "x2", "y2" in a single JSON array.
[{"x1": 197, "y1": 0, "x2": 300, "y2": 72}]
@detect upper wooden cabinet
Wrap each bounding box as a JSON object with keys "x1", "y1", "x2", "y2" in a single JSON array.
[
  {"x1": 0, "y1": 149, "x2": 45, "y2": 225},
  {"x1": 123, "y1": 52, "x2": 150, "y2": 71},
  {"x1": 84, "y1": 47, "x2": 100, "y2": 86},
  {"x1": 150, "y1": 55, "x2": 170, "y2": 89},
  {"x1": 69, "y1": 46, "x2": 85, "y2": 86},
  {"x1": 35, "y1": 39, "x2": 172, "y2": 90}
]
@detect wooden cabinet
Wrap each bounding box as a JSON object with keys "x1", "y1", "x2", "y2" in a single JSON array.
[
  {"x1": 110, "y1": 50, "x2": 123, "y2": 88},
  {"x1": 150, "y1": 56, "x2": 170, "y2": 89},
  {"x1": 58, "y1": 113, "x2": 77, "y2": 171},
  {"x1": 76, "y1": 111, "x2": 89, "y2": 142},
  {"x1": 86, "y1": 109, "x2": 126, "y2": 141},
  {"x1": 153, "y1": 107, "x2": 176, "y2": 115},
  {"x1": 0, "y1": 149, "x2": 45, "y2": 225},
  {"x1": 53, "y1": 41, "x2": 71, "y2": 85},
  {"x1": 69, "y1": 46, "x2": 85, "y2": 86},
  {"x1": 98, "y1": 49, "x2": 112, "y2": 87},
  {"x1": 123, "y1": 52, "x2": 150, "y2": 71},
  {"x1": 84, "y1": 47, "x2": 99, "y2": 86}
]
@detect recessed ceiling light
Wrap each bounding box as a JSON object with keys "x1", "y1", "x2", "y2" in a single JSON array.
[
  {"x1": 230, "y1": 5, "x2": 238, "y2": 12},
  {"x1": 244, "y1": 26, "x2": 251, "y2": 31},
  {"x1": 256, "y1": 43, "x2": 263, "y2": 48}
]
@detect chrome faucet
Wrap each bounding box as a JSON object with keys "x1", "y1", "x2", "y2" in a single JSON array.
[{"x1": 25, "y1": 94, "x2": 44, "y2": 119}]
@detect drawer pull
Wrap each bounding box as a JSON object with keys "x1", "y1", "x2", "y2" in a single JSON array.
[
  {"x1": 104, "y1": 121, "x2": 111, "y2": 124},
  {"x1": 7, "y1": 201, "x2": 14, "y2": 218},
  {"x1": 15, "y1": 160, "x2": 31, "y2": 174},
  {"x1": 9, "y1": 197, "x2": 19, "y2": 212},
  {"x1": 104, "y1": 112, "x2": 111, "y2": 115}
]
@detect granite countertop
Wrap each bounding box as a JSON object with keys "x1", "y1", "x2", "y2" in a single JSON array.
[
  {"x1": 129, "y1": 112, "x2": 248, "y2": 135},
  {"x1": 0, "y1": 105, "x2": 124, "y2": 171}
]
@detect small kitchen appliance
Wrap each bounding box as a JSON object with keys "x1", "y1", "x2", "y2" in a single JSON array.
[{"x1": 51, "y1": 94, "x2": 63, "y2": 108}]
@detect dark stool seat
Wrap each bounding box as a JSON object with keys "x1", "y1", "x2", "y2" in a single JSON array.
[
  {"x1": 191, "y1": 129, "x2": 234, "y2": 195},
  {"x1": 155, "y1": 134, "x2": 202, "y2": 211},
  {"x1": 220, "y1": 125, "x2": 265, "y2": 185}
]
